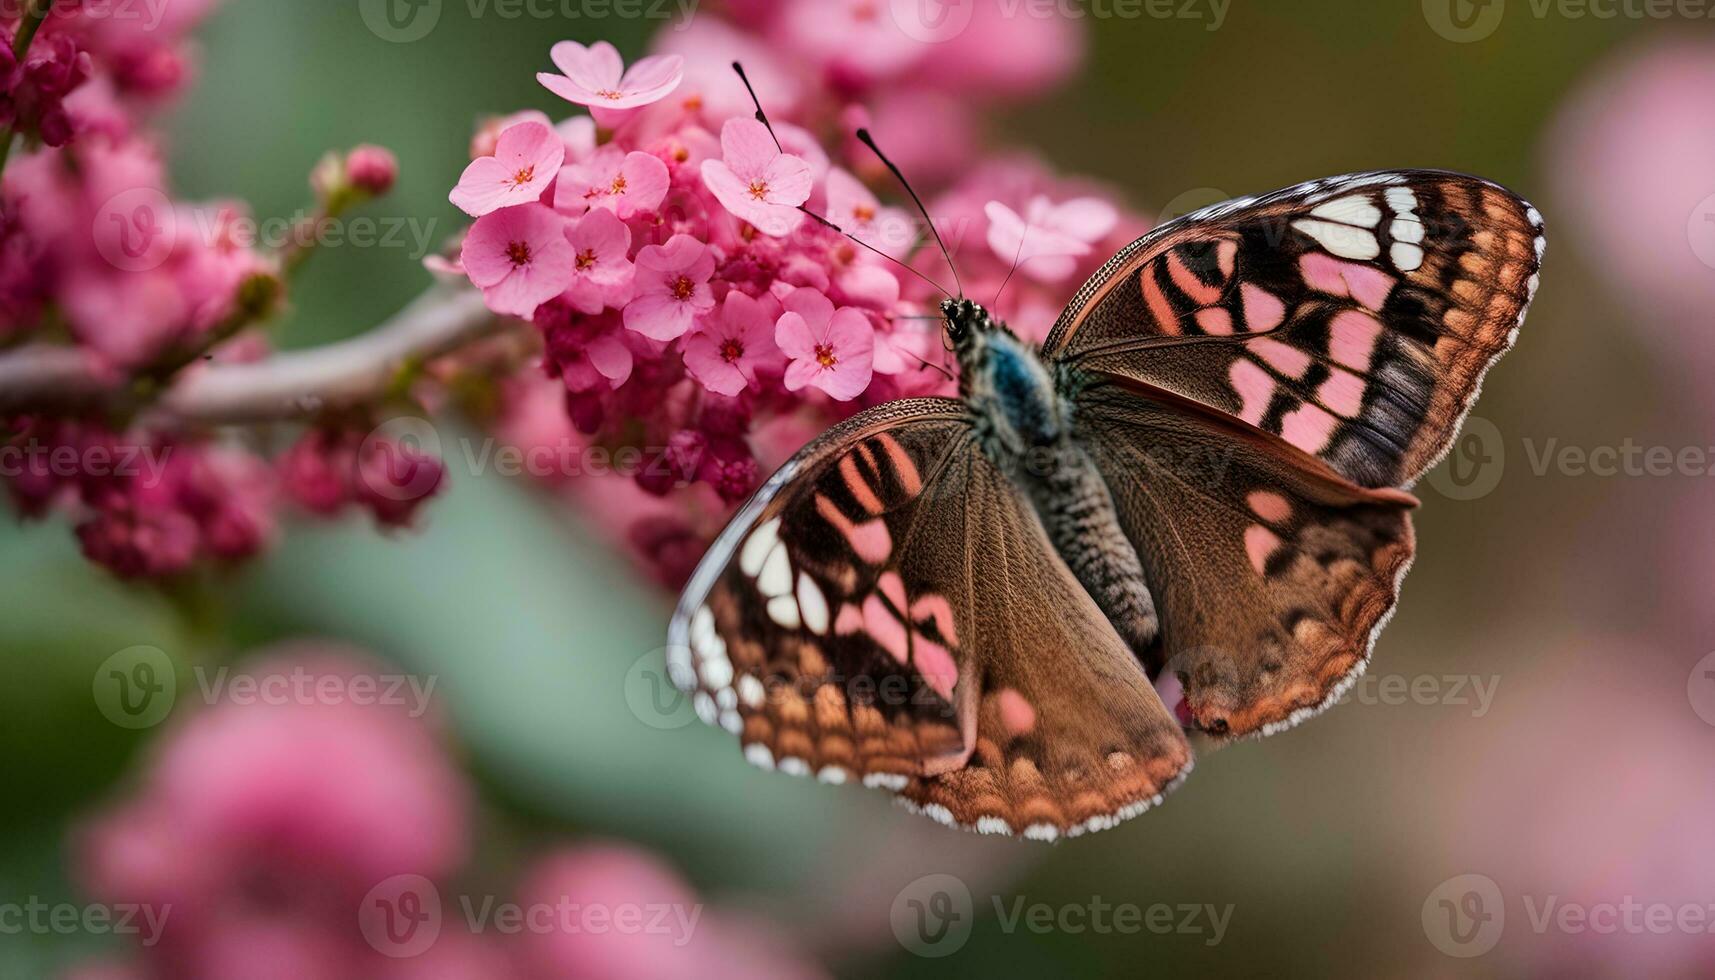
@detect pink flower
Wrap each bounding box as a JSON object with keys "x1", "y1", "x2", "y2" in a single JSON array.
[
  {"x1": 775, "y1": 289, "x2": 874, "y2": 401},
  {"x1": 780, "y1": 0, "x2": 927, "y2": 82},
  {"x1": 984, "y1": 195, "x2": 1118, "y2": 282},
  {"x1": 623, "y1": 234, "x2": 714, "y2": 341},
  {"x1": 540, "y1": 305, "x2": 635, "y2": 392},
  {"x1": 461, "y1": 204, "x2": 574, "y2": 318},
  {"x1": 553, "y1": 145, "x2": 669, "y2": 219},
  {"x1": 513, "y1": 844, "x2": 825, "y2": 980},
  {"x1": 344, "y1": 144, "x2": 398, "y2": 196},
  {"x1": 700, "y1": 118, "x2": 813, "y2": 237},
  {"x1": 825, "y1": 167, "x2": 913, "y2": 258},
  {"x1": 683, "y1": 291, "x2": 777, "y2": 396},
  {"x1": 537, "y1": 40, "x2": 684, "y2": 109},
  {"x1": 449, "y1": 121, "x2": 565, "y2": 217},
  {"x1": 562, "y1": 208, "x2": 634, "y2": 314}
]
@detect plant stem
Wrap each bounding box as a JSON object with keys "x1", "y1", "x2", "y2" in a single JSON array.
[{"x1": 0, "y1": 0, "x2": 60, "y2": 177}]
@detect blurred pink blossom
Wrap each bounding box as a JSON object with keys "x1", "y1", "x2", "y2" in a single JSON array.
[
  {"x1": 1547, "y1": 37, "x2": 1715, "y2": 352},
  {"x1": 450, "y1": 121, "x2": 565, "y2": 217},
  {"x1": 538, "y1": 41, "x2": 685, "y2": 111}
]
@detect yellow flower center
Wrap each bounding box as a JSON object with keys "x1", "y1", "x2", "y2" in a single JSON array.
[
  {"x1": 512, "y1": 166, "x2": 535, "y2": 186},
  {"x1": 747, "y1": 179, "x2": 770, "y2": 201},
  {"x1": 575, "y1": 248, "x2": 597, "y2": 270},
  {"x1": 815, "y1": 344, "x2": 838, "y2": 369},
  {"x1": 672, "y1": 275, "x2": 695, "y2": 300},
  {"x1": 597, "y1": 88, "x2": 624, "y2": 100}
]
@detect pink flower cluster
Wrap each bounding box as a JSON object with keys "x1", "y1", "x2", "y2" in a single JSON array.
[
  {"x1": 0, "y1": 0, "x2": 448, "y2": 579},
  {"x1": 73, "y1": 645, "x2": 823, "y2": 980},
  {"x1": 447, "y1": 9, "x2": 1143, "y2": 586}
]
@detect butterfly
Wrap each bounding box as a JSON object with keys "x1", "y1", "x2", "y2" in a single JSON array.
[{"x1": 667, "y1": 164, "x2": 1543, "y2": 840}]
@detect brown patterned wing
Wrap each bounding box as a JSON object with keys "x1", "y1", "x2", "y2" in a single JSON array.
[
  {"x1": 1044, "y1": 171, "x2": 1544, "y2": 488},
  {"x1": 669, "y1": 399, "x2": 1191, "y2": 839},
  {"x1": 1075, "y1": 377, "x2": 1418, "y2": 739}
]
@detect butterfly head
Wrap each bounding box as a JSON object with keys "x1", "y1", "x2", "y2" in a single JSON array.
[{"x1": 940, "y1": 298, "x2": 995, "y2": 352}]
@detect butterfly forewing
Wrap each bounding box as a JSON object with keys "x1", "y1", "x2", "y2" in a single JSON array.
[
  {"x1": 670, "y1": 399, "x2": 1191, "y2": 839},
  {"x1": 1046, "y1": 170, "x2": 1544, "y2": 489},
  {"x1": 1075, "y1": 378, "x2": 1417, "y2": 737}
]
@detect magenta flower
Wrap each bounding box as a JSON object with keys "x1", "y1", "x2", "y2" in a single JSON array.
[
  {"x1": 683, "y1": 291, "x2": 778, "y2": 396},
  {"x1": 553, "y1": 145, "x2": 670, "y2": 219},
  {"x1": 825, "y1": 167, "x2": 913, "y2": 258},
  {"x1": 775, "y1": 288, "x2": 874, "y2": 401},
  {"x1": 623, "y1": 234, "x2": 715, "y2": 341},
  {"x1": 537, "y1": 40, "x2": 684, "y2": 109},
  {"x1": 461, "y1": 204, "x2": 575, "y2": 318},
  {"x1": 984, "y1": 195, "x2": 1118, "y2": 282},
  {"x1": 449, "y1": 121, "x2": 565, "y2": 218},
  {"x1": 563, "y1": 208, "x2": 635, "y2": 314},
  {"x1": 541, "y1": 306, "x2": 636, "y2": 393},
  {"x1": 700, "y1": 118, "x2": 813, "y2": 237}
]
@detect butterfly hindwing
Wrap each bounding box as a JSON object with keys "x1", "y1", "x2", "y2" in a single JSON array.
[
  {"x1": 1075, "y1": 376, "x2": 1418, "y2": 738},
  {"x1": 669, "y1": 399, "x2": 1191, "y2": 838},
  {"x1": 1045, "y1": 170, "x2": 1544, "y2": 488}
]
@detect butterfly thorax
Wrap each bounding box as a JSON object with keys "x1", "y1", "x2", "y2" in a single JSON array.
[
  {"x1": 955, "y1": 311, "x2": 1072, "y2": 463},
  {"x1": 950, "y1": 304, "x2": 1163, "y2": 662}
]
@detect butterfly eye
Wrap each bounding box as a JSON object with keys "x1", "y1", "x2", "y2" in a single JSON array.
[{"x1": 943, "y1": 318, "x2": 966, "y2": 351}]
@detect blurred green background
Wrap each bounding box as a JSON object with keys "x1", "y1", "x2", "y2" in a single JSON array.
[{"x1": 5, "y1": 2, "x2": 1711, "y2": 977}]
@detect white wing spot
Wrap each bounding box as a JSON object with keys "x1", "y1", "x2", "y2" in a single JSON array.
[
  {"x1": 1310, "y1": 195, "x2": 1381, "y2": 227},
  {"x1": 739, "y1": 518, "x2": 780, "y2": 577},
  {"x1": 1390, "y1": 241, "x2": 1424, "y2": 271},
  {"x1": 758, "y1": 543, "x2": 792, "y2": 598},
  {"x1": 765, "y1": 594, "x2": 801, "y2": 630},
  {"x1": 1292, "y1": 219, "x2": 1380, "y2": 260},
  {"x1": 796, "y1": 572, "x2": 829, "y2": 635}
]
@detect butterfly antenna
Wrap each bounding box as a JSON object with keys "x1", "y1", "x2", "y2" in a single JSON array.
[
  {"x1": 730, "y1": 62, "x2": 783, "y2": 151},
  {"x1": 990, "y1": 214, "x2": 1032, "y2": 310},
  {"x1": 856, "y1": 128, "x2": 963, "y2": 299},
  {"x1": 730, "y1": 65, "x2": 953, "y2": 301}
]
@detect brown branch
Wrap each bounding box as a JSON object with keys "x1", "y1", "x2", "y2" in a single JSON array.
[{"x1": 0, "y1": 287, "x2": 500, "y2": 425}]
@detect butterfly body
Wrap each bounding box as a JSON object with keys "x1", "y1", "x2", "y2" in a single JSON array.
[{"x1": 669, "y1": 170, "x2": 1544, "y2": 839}]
